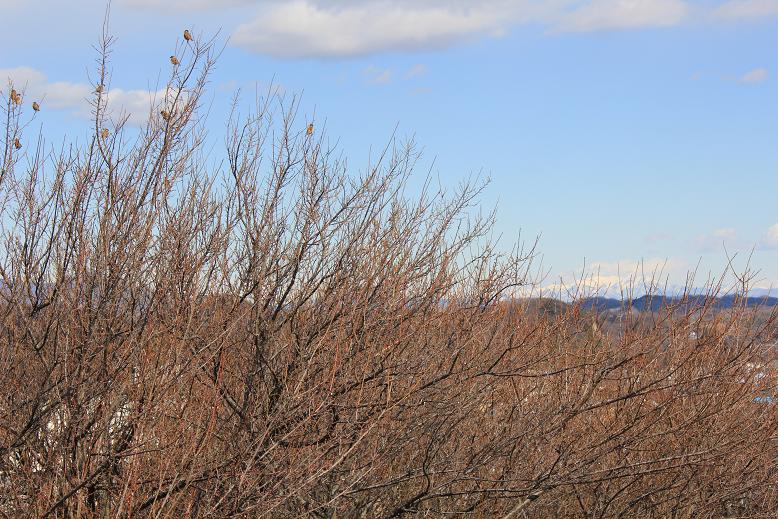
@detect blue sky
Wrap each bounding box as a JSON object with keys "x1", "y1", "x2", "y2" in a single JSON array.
[{"x1": 2, "y1": 0, "x2": 777, "y2": 295}]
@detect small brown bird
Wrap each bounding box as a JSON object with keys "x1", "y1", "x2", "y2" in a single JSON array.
[
  {"x1": 10, "y1": 89, "x2": 21, "y2": 105},
  {"x1": 170, "y1": 55, "x2": 180, "y2": 66},
  {"x1": 32, "y1": 101, "x2": 40, "y2": 112},
  {"x1": 95, "y1": 84, "x2": 104, "y2": 93},
  {"x1": 183, "y1": 29, "x2": 193, "y2": 42},
  {"x1": 160, "y1": 109, "x2": 170, "y2": 121},
  {"x1": 306, "y1": 123, "x2": 314, "y2": 136},
  {"x1": 13, "y1": 137, "x2": 21, "y2": 150},
  {"x1": 101, "y1": 128, "x2": 109, "y2": 140}
]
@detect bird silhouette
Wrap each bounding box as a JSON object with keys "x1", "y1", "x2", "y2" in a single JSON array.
[
  {"x1": 32, "y1": 101, "x2": 40, "y2": 112},
  {"x1": 13, "y1": 138, "x2": 21, "y2": 150},
  {"x1": 101, "y1": 128, "x2": 109, "y2": 140},
  {"x1": 184, "y1": 30, "x2": 193, "y2": 42},
  {"x1": 170, "y1": 55, "x2": 180, "y2": 66},
  {"x1": 306, "y1": 123, "x2": 314, "y2": 136}
]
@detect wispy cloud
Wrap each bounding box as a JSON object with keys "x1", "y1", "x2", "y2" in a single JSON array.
[
  {"x1": 553, "y1": 0, "x2": 689, "y2": 32},
  {"x1": 713, "y1": 0, "x2": 778, "y2": 20},
  {"x1": 739, "y1": 67, "x2": 768, "y2": 84},
  {"x1": 364, "y1": 66, "x2": 393, "y2": 84},
  {"x1": 405, "y1": 64, "x2": 428, "y2": 79},
  {"x1": 692, "y1": 224, "x2": 778, "y2": 252},
  {"x1": 693, "y1": 227, "x2": 745, "y2": 253}
]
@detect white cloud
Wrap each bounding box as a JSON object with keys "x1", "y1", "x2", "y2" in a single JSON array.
[
  {"x1": 0, "y1": 66, "x2": 163, "y2": 125},
  {"x1": 713, "y1": 0, "x2": 778, "y2": 20},
  {"x1": 760, "y1": 224, "x2": 778, "y2": 250},
  {"x1": 105, "y1": 88, "x2": 170, "y2": 124},
  {"x1": 1, "y1": 66, "x2": 88, "y2": 111},
  {"x1": 554, "y1": 0, "x2": 689, "y2": 32},
  {"x1": 542, "y1": 257, "x2": 691, "y2": 298},
  {"x1": 104, "y1": 0, "x2": 778, "y2": 59},
  {"x1": 7, "y1": 0, "x2": 773, "y2": 62},
  {"x1": 231, "y1": 1, "x2": 517, "y2": 58},
  {"x1": 230, "y1": 0, "x2": 695, "y2": 57},
  {"x1": 120, "y1": 0, "x2": 252, "y2": 10},
  {"x1": 1, "y1": 66, "x2": 47, "y2": 94},
  {"x1": 589, "y1": 258, "x2": 689, "y2": 283},
  {"x1": 739, "y1": 67, "x2": 768, "y2": 83}
]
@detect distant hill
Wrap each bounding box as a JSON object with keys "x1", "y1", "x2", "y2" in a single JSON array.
[
  {"x1": 577, "y1": 294, "x2": 778, "y2": 312},
  {"x1": 515, "y1": 297, "x2": 570, "y2": 316}
]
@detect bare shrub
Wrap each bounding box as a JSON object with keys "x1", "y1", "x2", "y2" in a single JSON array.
[{"x1": 1, "y1": 27, "x2": 776, "y2": 519}]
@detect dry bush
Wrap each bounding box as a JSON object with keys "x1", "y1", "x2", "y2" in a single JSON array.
[{"x1": 1, "y1": 28, "x2": 777, "y2": 519}]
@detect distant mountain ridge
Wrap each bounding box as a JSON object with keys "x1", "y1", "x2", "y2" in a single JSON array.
[{"x1": 577, "y1": 294, "x2": 778, "y2": 312}]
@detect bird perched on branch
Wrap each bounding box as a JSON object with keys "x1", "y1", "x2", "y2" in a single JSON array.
[
  {"x1": 95, "y1": 84, "x2": 104, "y2": 93},
  {"x1": 306, "y1": 123, "x2": 314, "y2": 136},
  {"x1": 13, "y1": 138, "x2": 21, "y2": 150},
  {"x1": 184, "y1": 29, "x2": 193, "y2": 42},
  {"x1": 101, "y1": 128, "x2": 110, "y2": 140},
  {"x1": 170, "y1": 55, "x2": 180, "y2": 66},
  {"x1": 32, "y1": 101, "x2": 40, "y2": 112},
  {"x1": 160, "y1": 109, "x2": 170, "y2": 121},
  {"x1": 10, "y1": 89, "x2": 21, "y2": 105}
]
